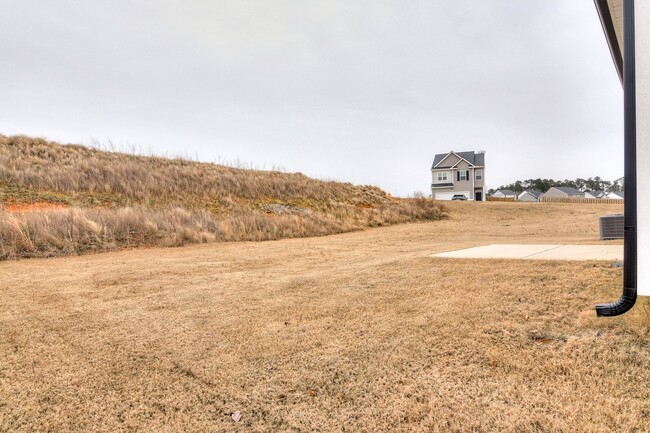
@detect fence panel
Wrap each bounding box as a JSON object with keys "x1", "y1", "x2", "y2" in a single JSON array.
[
  {"x1": 486, "y1": 197, "x2": 515, "y2": 202},
  {"x1": 540, "y1": 197, "x2": 624, "y2": 204}
]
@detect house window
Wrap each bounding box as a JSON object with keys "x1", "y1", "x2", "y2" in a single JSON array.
[
  {"x1": 476, "y1": 170, "x2": 483, "y2": 180},
  {"x1": 459, "y1": 170, "x2": 468, "y2": 181},
  {"x1": 437, "y1": 172, "x2": 448, "y2": 182}
]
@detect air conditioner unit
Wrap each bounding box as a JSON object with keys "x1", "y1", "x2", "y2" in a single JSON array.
[{"x1": 599, "y1": 214, "x2": 624, "y2": 240}]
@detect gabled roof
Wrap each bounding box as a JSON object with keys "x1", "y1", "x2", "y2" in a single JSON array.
[
  {"x1": 431, "y1": 151, "x2": 485, "y2": 169},
  {"x1": 585, "y1": 190, "x2": 606, "y2": 197},
  {"x1": 608, "y1": 190, "x2": 625, "y2": 199},
  {"x1": 520, "y1": 189, "x2": 543, "y2": 198},
  {"x1": 495, "y1": 189, "x2": 515, "y2": 195},
  {"x1": 551, "y1": 186, "x2": 583, "y2": 195}
]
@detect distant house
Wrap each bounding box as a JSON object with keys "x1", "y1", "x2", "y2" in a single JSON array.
[
  {"x1": 541, "y1": 187, "x2": 584, "y2": 199},
  {"x1": 585, "y1": 190, "x2": 606, "y2": 199},
  {"x1": 607, "y1": 191, "x2": 625, "y2": 200},
  {"x1": 430, "y1": 150, "x2": 486, "y2": 201},
  {"x1": 517, "y1": 190, "x2": 543, "y2": 202},
  {"x1": 492, "y1": 189, "x2": 516, "y2": 199}
]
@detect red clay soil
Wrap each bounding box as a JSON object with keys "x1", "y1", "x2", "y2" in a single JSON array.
[{"x1": 3, "y1": 202, "x2": 69, "y2": 212}]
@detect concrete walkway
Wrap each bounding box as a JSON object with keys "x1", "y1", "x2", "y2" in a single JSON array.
[{"x1": 431, "y1": 244, "x2": 623, "y2": 261}]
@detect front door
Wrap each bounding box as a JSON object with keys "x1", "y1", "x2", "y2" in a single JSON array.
[{"x1": 475, "y1": 191, "x2": 482, "y2": 201}]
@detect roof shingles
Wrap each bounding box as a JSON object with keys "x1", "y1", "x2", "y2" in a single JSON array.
[
  {"x1": 552, "y1": 186, "x2": 583, "y2": 195},
  {"x1": 432, "y1": 151, "x2": 485, "y2": 169}
]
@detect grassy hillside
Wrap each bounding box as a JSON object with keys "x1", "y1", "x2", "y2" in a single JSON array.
[{"x1": 0, "y1": 135, "x2": 444, "y2": 259}]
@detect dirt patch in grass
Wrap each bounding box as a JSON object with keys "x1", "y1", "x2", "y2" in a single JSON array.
[
  {"x1": 2, "y1": 201, "x2": 647, "y2": 433},
  {"x1": 4, "y1": 201, "x2": 70, "y2": 212}
]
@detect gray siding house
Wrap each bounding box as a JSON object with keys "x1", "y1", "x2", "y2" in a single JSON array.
[
  {"x1": 541, "y1": 187, "x2": 584, "y2": 199},
  {"x1": 585, "y1": 190, "x2": 606, "y2": 199},
  {"x1": 517, "y1": 190, "x2": 543, "y2": 202},
  {"x1": 431, "y1": 151, "x2": 486, "y2": 201},
  {"x1": 492, "y1": 189, "x2": 516, "y2": 198},
  {"x1": 607, "y1": 191, "x2": 625, "y2": 200}
]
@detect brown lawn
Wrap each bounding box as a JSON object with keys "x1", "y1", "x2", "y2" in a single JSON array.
[{"x1": 1, "y1": 201, "x2": 649, "y2": 433}]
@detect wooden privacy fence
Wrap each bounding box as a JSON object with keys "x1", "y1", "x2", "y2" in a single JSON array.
[
  {"x1": 541, "y1": 197, "x2": 624, "y2": 204},
  {"x1": 486, "y1": 197, "x2": 515, "y2": 202}
]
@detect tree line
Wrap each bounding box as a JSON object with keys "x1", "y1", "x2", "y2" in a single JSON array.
[{"x1": 488, "y1": 177, "x2": 624, "y2": 195}]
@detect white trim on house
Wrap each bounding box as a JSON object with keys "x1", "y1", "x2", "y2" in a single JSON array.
[
  {"x1": 517, "y1": 190, "x2": 542, "y2": 202},
  {"x1": 451, "y1": 157, "x2": 475, "y2": 169},
  {"x1": 606, "y1": 191, "x2": 625, "y2": 200},
  {"x1": 432, "y1": 152, "x2": 458, "y2": 168},
  {"x1": 434, "y1": 151, "x2": 474, "y2": 169},
  {"x1": 492, "y1": 190, "x2": 517, "y2": 198},
  {"x1": 584, "y1": 191, "x2": 605, "y2": 199}
]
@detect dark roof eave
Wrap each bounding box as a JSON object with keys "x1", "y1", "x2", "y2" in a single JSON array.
[{"x1": 594, "y1": 0, "x2": 623, "y2": 85}]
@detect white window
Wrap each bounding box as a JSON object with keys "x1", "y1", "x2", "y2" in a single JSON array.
[
  {"x1": 459, "y1": 170, "x2": 468, "y2": 181},
  {"x1": 436, "y1": 172, "x2": 448, "y2": 182},
  {"x1": 476, "y1": 170, "x2": 483, "y2": 180}
]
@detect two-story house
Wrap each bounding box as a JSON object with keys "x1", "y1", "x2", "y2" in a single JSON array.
[{"x1": 430, "y1": 150, "x2": 486, "y2": 201}]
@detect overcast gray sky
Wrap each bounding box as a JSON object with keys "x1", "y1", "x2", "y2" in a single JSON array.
[{"x1": 1, "y1": 1, "x2": 622, "y2": 196}]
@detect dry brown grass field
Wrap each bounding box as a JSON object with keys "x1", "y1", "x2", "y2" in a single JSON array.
[
  {"x1": 2, "y1": 201, "x2": 649, "y2": 433},
  {"x1": 0, "y1": 135, "x2": 443, "y2": 259}
]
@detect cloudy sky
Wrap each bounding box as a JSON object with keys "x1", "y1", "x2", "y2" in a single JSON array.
[{"x1": 1, "y1": 1, "x2": 622, "y2": 196}]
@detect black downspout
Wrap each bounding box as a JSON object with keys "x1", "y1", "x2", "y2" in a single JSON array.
[{"x1": 596, "y1": 0, "x2": 637, "y2": 316}]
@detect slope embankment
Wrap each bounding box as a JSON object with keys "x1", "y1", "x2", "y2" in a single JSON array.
[{"x1": 0, "y1": 135, "x2": 444, "y2": 259}]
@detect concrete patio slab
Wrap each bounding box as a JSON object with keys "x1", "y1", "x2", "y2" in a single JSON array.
[{"x1": 431, "y1": 244, "x2": 623, "y2": 261}]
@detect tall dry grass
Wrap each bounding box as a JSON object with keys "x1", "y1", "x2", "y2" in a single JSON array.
[
  {"x1": 0, "y1": 134, "x2": 445, "y2": 258},
  {"x1": 0, "y1": 135, "x2": 390, "y2": 207},
  {"x1": 0, "y1": 200, "x2": 443, "y2": 259}
]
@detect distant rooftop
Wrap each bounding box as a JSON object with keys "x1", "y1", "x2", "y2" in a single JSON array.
[
  {"x1": 550, "y1": 186, "x2": 583, "y2": 195},
  {"x1": 521, "y1": 189, "x2": 543, "y2": 198}
]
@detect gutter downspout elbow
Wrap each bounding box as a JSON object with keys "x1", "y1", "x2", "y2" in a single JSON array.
[{"x1": 596, "y1": 287, "x2": 637, "y2": 316}]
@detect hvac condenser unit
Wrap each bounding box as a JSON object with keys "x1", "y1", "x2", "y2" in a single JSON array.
[{"x1": 599, "y1": 214, "x2": 624, "y2": 240}]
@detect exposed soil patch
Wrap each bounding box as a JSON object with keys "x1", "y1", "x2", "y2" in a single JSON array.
[{"x1": 4, "y1": 201, "x2": 69, "y2": 212}]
